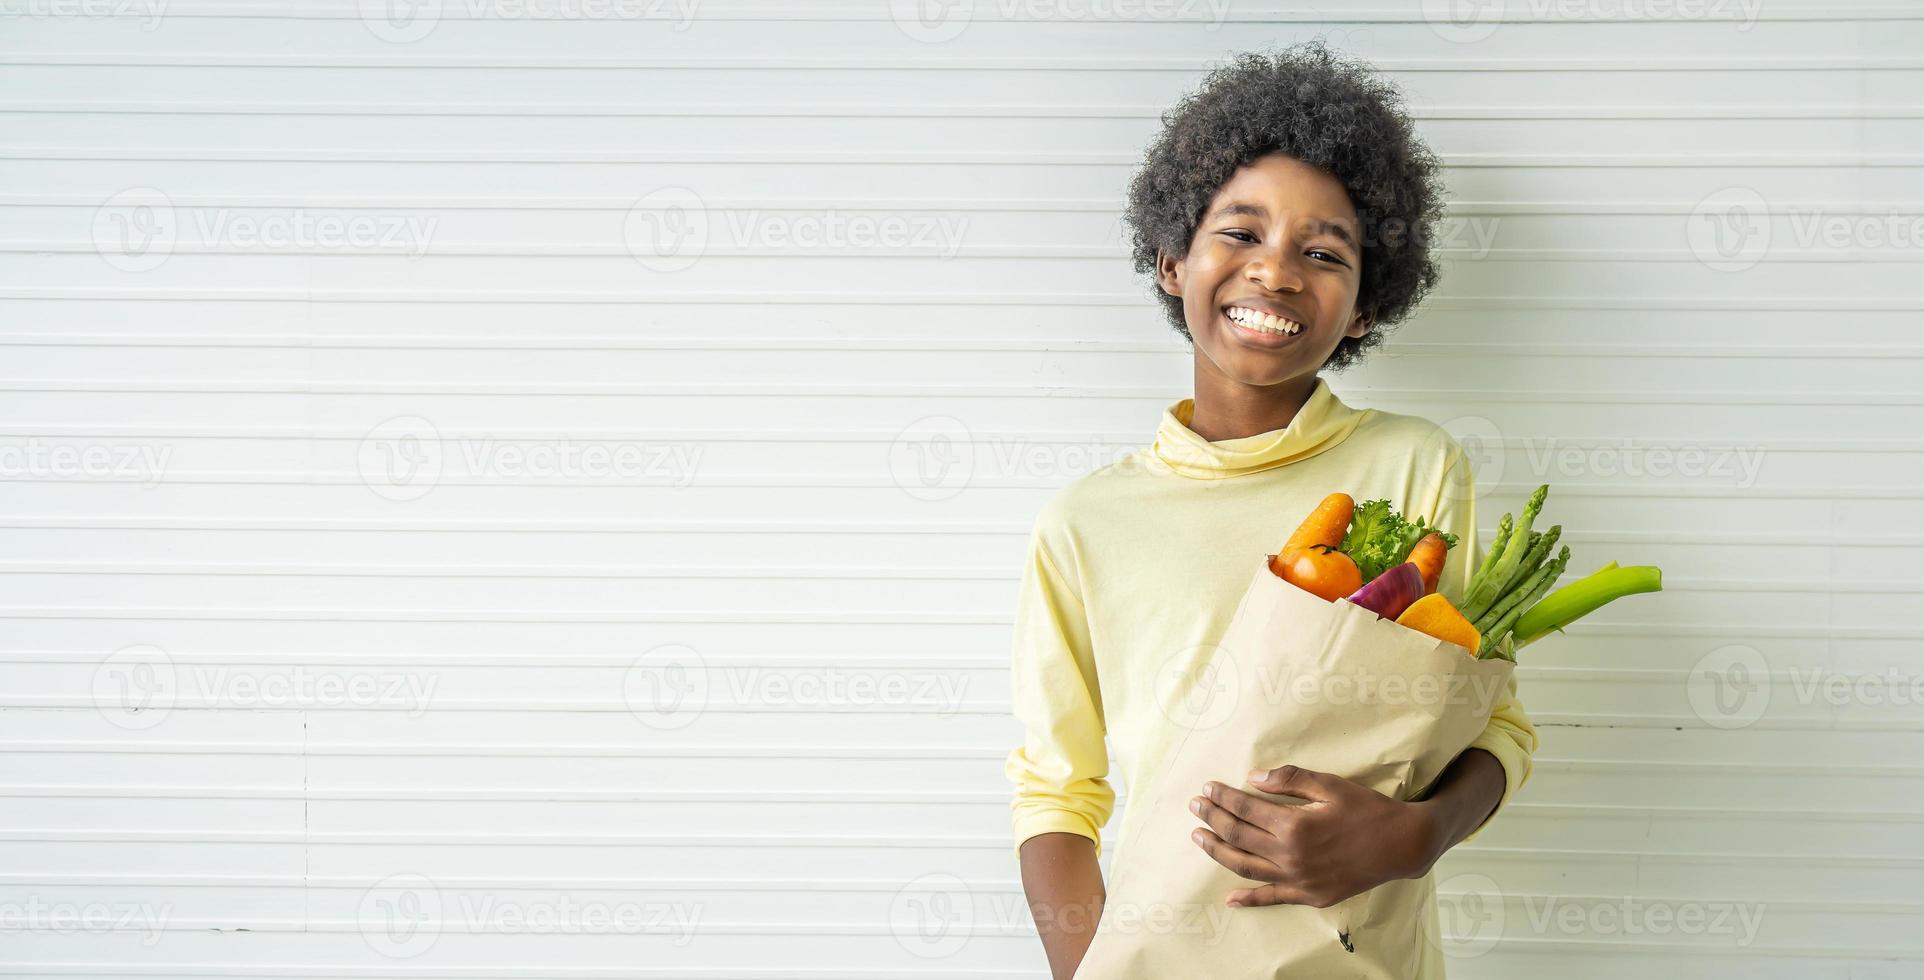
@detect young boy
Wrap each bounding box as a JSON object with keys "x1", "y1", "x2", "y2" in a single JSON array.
[{"x1": 1005, "y1": 41, "x2": 1538, "y2": 979}]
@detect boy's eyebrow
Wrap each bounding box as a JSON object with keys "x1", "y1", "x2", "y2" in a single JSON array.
[
  {"x1": 1310, "y1": 219, "x2": 1360, "y2": 251},
  {"x1": 1207, "y1": 202, "x2": 1360, "y2": 249}
]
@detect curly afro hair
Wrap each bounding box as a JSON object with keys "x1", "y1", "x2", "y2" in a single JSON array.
[{"x1": 1122, "y1": 39, "x2": 1448, "y2": 372}]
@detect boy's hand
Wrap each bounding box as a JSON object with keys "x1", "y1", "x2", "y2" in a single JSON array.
[{"x1": 1188, "y1": 764, "x2": 1435, "y2": 909}]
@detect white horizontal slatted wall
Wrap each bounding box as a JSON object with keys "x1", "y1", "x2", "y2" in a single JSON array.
[{"x1": 1, "y1": 1, "x2": 1920, "y2": 976}]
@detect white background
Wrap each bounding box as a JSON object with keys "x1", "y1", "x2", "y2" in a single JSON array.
[{"x1": 2, "y1": 0, "x2": 1922, "y2": 976}]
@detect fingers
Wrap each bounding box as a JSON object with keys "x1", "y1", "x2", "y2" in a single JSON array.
[
  {"x1": 1189, "y1": 826, "x2": 1286, "y2": 884},
  {"x1": 1246, "y1": 764, "x2": 1340, "y2": 803},
  {"x1": 1226, "y1": 883, "x2": 1325, "y2": 909},
  {"x1": 1192, "y1": 792, "x2": 1277, "y2": 855},
  {"x1": 1204, "y1": 781, "x2": 1307, "y2": 832}
]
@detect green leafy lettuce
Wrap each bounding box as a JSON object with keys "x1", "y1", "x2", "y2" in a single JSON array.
[{"x1": 1338, "y1": 498, "x2": 1459, "y2": 583}]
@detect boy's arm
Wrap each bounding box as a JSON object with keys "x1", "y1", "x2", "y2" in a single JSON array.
[
  {"x1": 1018, "y1": 833, "x2": 1106, "y2": 980},
  {"x1": 1406, "y1": 746, "x2": 1507, "y2": 877},
  {"x1": 1452, "y1": 672, "x2": 1538, "y2": 844},
  {"x1": 1004, "y1": 516, "x2": 1114, "y2": 976}
]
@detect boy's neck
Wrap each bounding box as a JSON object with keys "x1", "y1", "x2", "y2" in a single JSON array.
[{"x1": 1185, "y1": 370, "x2": 1320, "y2": 442}]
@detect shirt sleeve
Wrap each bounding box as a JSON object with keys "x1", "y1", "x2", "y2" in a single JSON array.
[
  {"x1": 1430, "y1": 442, "x2": 1539, "y2": 845},
  {"x1": 1003, "y1": 516, "x2": 1115, "y2": 859}
]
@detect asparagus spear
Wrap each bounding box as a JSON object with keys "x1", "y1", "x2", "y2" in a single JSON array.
[
  {"x1": 1462, "y1": 484, "x2": 1549, "y2": 621},
  {"x1": 1489, "y1": 524, "x2": 1562, "y2": 611},
  {"x1": 1461, "y1": 513, "x2": 1512, "y2": 605},
  {"x1": 1477, "y1": 545, "x2": 1570, "y2": 657},
  {"x1": 1474, "y1": 539, "x2": 1565, "y2": 633}
]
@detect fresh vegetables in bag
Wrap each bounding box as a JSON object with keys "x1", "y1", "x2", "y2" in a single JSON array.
[{"x1": 1269, "y1": 484, "x2": 1662, "y2": 659}]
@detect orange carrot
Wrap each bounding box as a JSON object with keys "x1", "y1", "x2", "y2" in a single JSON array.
[
  {"x1": 1395, "y1": 593, "x2": 1481, "y2": 655},
  {"x1": 1406, "y1": 532, "x2": 1448, "y2": 597},
  {"x1": 1282, "y1": 492, "x2": 1354, "y2": 557}
]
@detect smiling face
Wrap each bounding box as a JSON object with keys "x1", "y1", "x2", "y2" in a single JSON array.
[{"x1": 1156, "y1": 153, "x2": 1372, "y2": 388}]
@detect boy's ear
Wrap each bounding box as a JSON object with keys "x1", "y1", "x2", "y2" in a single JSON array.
[
  {"x1": 1344, "y1": 311, "x2": 1373, "y2": 340},
  {"x1": 1155, "y1": 249, "x2": 1183, "y2": 297}
]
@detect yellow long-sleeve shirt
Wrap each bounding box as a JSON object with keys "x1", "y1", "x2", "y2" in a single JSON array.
[{"x1": 1005, "y1": 376, "x2": 1538, "y2": 862}]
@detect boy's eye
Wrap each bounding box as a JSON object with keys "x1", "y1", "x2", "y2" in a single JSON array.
[{"x1": 1219, "y1": 231, "x2": 1348, "y2": 266}]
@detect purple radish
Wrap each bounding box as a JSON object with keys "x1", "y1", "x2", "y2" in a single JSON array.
[{"x1": 1345, "y1": 562, "x2": 1424, "y2": 620}]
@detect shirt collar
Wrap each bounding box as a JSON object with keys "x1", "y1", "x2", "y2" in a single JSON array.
[{"x1": 1149, "y1": 376, "x2": 1366, "y2": 480}]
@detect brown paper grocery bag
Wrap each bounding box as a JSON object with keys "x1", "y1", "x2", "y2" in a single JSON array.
[{"x1": 1073, "y1": 557, "x2": 1516, "y2": 980}]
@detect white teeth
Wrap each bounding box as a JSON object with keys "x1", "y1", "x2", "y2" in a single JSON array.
[{"x1": 1226, "y1": 306, "x2": 1303, "y2": 335}]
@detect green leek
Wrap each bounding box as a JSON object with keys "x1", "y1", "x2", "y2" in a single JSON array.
[{"x1": 1513, "y1": 562, "x2": 1664, "y2": 646}]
